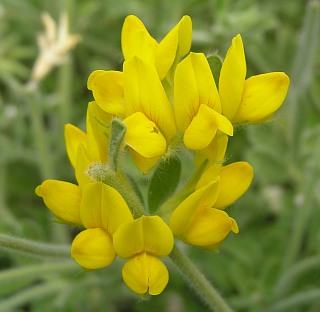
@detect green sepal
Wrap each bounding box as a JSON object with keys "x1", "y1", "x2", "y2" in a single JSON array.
[
  {"x1": 207, "y1": 54, "x2": 223, "y2": 86},
  {"x1": 148, "y1": 157, "x2": 181, "y2": 214},
  {"x1": 108, "y1": 118, "x2": 127, "y2": 172}
]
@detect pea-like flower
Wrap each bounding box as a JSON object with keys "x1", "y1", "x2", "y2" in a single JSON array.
[
  {"x1": 36, "y1": 181, "x2": 133, "y2": 270},
  {"x1": 64, "y1": 101, "x2": 111, "y2": 187},
  {"x1": 113, "y1": 216, "x2": 174, "y2": 295},
  {"x1": 174, "y1": 52, "x2": 233, "y2": 150},
  {"x1": 121, "y1": 15, "x2": 192, "y2": 80},
  {"x1": 122, "y1": 56, "x2": 177, "y2": 172},
  {"x1": 219, "y1": 34, "x2": 290, "y2": 124},
  {"x1": 169, "y1": 180, "x2": 238, "y2": 250},
  {"x1": 170, "y1": 161, "x2": 253, "y2": 250}
]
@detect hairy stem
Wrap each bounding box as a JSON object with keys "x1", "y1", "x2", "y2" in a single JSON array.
[
  {"x1": 170, "y1": 245, "x2": 234, "y2": 312},
  {"x1": 0, "y1": 234, "x2": 69, "y2": 259}
]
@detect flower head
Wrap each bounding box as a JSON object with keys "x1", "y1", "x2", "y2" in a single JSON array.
[{"x1": 35, "y1": 14, "x2": 290, "y2": 298}]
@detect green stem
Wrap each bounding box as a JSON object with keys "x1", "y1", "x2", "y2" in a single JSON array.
[
  {"x1": 112, "y1": 173, "x2": 146, "y2": 218},
  {"x1": 0, "y1": 260, "x2": 77, "y2": 285},
  {"x1": 0, "y1": 279, "x2": 69, "y2": 312},
  {"x1": 108, "y1": 119, "x2": 127, "y2": 173},
  {"x1": 170, "y1": 245, "x2": 234, "y2": 312},
  {"x1": 0, "y1": 234, "x2": 69, "y2": 259},
  {"x1": 88, "y1": 163, "x2": 146, "y2": 218}
]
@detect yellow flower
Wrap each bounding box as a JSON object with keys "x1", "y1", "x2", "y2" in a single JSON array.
[
  {"x1": 113, "y1": 216, "x2": 174, "y2": 295},
  {"x1": 64, "y1": 101, "x2": 111, "y2": 187},
  {"x1": 121, "y1": 15, "x2": 192, "y2": 80},
  {"x1": 174, "y1": 53, "x2": 233, "y2": 150},
  {"x1": 219, "y1": 34, "x2": 290, "y2": 123},
  {"x1": 71, "y1": 182, "x2": 133, "y2": 270},
  {"x1": 169, "y1": 178, "x2": 241, "y2": 251},
  {"x1": 36, "y1": 180, "x2": 133, "y2": 270},
  {"x1": 122, "y1": 56, "x2": 176, "y2": 172}
]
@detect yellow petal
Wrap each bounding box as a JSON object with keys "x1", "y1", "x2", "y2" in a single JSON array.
[
  {"x1": 196, "y1": 162, "x2": 221, "y2": 190},
  {"x1": 175, "y1": 53, "x2": 222, "y2": 132},
  {"x1": 215, "y1": 162, "x2": 254, "y2": 209},
  {"x1": 75, "y1": 144, "x2": 92, "y2": 188},
  {"x1": 128, "y1": 148, "x2": 161, "y2": 174},
  {"x1": 80, "y1": 182, "x2": 133, "y2": 233},
  {"x1": 194, "y1": 133, "x2": 228, "y2": 167},
  {"x1": 35, "y1": 180, "x2": 82, "y2": 225},
  {"x1": 184, "y1": 105, "x2": 232, "y2": 150},
  {"x1": 170, "y1": 180, "x2": 220, "y2": 236},
  {"x1": 123, "y1": 112, "x2": 167, "y2": 158},
  {"x1": 64, "y1": 123, "x2": 86, "y2": 168},
  {"x1": 71, "y1": 228, "x2": 115, "y2": 270},
  {"x1": 174, "y1": 54, "x2": 200, "y2": 131},
  {"x1": 190, "y1": 53, "x2": 221, "y2": 113},
  {"x1": 89, "y1": 71, "x2": 125, "y2": 116},
  {"x1": 123, "y1": 57, "x2": 176, "y2": 140},
  {"x1": 155, "y1": 15, "x2": 192, "y2": 80},
  {"x1": 175, "y1": 15, "x2": 192, "y2": 58},
  {"x1": 231, "y1": 218, "x2": 239, "y2": 234},
  {"x1": 233, "y1": 72, "x2": 290, "y2": 123},
  {"x1": 87, "y1": 70, "x2": 105, "y2": 90},
  {"x1": 122, "y1": 253, "x2": 169, "y2": 295},
  {"x1": 121, "y1": 15, "x2": 157, "y2": 63},
  {"x1": 214, "y1": 110, "x2": 233, "y2": 136},
  {"x1": 184, "y1": 105, "x2": 217, "y2": 149},
  {"x1": 113, "y1": 216, "x2": 174, "y2": 258},
  {"x1": 219, "y1": 34, "x2": 246, "y2": 120},
  {"x1": 86, "y1": 101, "x2": 111, "y2": 163},
  {"x1": 183, "y1": 208, "x2": 238, "y2": 249}
]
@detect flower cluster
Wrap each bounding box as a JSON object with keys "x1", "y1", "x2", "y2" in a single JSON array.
[{"x1": 36, "y1": 15, "x2": 289, "y2": 295}]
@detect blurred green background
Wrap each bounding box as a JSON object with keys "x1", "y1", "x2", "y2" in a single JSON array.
[{"x1": 1, "y1": 0, "x2": 320, "y2": 311}]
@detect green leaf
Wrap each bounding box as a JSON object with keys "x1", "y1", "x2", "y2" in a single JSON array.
[
  {"x1": 148, "y1": 157, "x2": 181, "y2": 214},
  {"x1": 207, "y1": 54, "x2": 223, "y2": 86}
]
